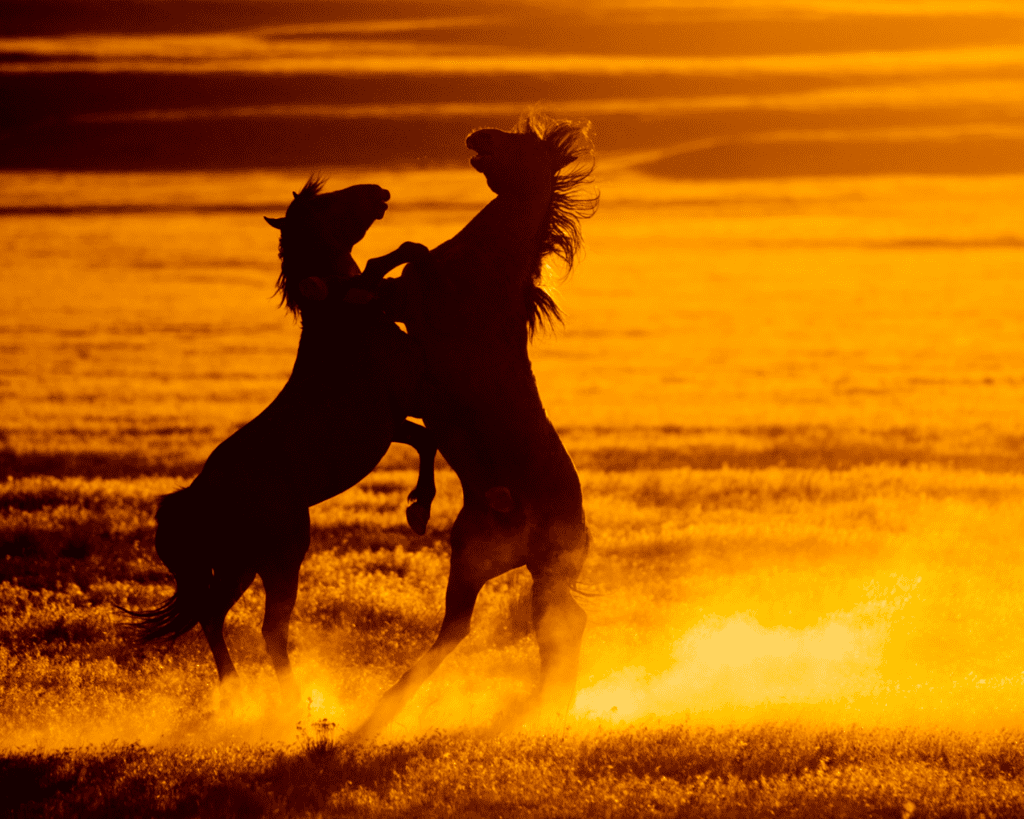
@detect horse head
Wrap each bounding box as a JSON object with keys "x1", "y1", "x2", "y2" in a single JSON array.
[
  {"x1": 466, "y1": 115, "x2": 599, "y2": 333},
  {"x1": 466, "y1": 114, "x2": 595, "y2": 199},
  {"x1": 266, "y1": 180, "x2": 390, "y2": 250},
  {"x1": 467, "y1": 128, "x2": 553, "y2": 197},
  {"x1": 265, "y1": 179, "x2": 391, "y2": 315}
]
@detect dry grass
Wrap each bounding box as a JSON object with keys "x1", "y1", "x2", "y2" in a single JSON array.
[
  {"x1": 5, "y1": 466, "x2": 1024, "y2": 817},
  {"x1": 1, "y1": 168, "x2": 1023, "y2": 815}
]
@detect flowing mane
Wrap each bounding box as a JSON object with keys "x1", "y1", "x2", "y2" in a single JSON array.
[
  {"x1": 273, "y1": 175, "x2": 327, "y2": 316},
  {"x1": 353, "y1": 114, "x2": 596, "y2": 739},
  {"x1": 515, "y1": 113, "x2": 599, "y2": 334}
]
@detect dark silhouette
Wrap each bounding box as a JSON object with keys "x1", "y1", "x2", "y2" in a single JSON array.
[
  {"x1": 357, "y1": 113, "x2": 599, "y2": 738},
  {"x1": 129, "y1": 180, "x2": 436, "y2": 698}
]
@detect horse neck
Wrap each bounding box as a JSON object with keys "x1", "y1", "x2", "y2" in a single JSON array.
[
  {"x1": 458, "y1": 182, "x2": 552, "y2": 263},
  {"x1": 285, "y1": 246, "x2": 356, "y2": 281}
]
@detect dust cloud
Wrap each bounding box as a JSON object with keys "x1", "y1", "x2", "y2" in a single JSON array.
[{"x1": 574, "y1": 587, "x2": 909, "y2": 726}]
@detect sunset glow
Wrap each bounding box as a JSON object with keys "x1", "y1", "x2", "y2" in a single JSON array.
[{"x1": 3, "y1": 0, "x2": 1024, "y2": 814}]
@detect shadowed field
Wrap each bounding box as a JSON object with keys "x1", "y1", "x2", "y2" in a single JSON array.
[{"x1": 9, "y1": 725, "x2": 1024, "y2": 817}]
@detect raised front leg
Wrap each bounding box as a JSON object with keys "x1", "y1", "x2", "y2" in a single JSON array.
[
  {"x1": 361, "y1": 242, "x2": 431, "y2": 287},
  {"x1": 393, "y1": 419, "x2": 436, "y2": 535}
]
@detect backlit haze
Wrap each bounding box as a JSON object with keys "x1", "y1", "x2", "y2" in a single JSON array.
[{"x1": 2, "y1": 0, "x2": 1024, "y2": 747}]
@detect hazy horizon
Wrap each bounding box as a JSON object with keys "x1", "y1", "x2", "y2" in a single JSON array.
[{"x1": 2, "y1": 0, "x2": 1023, "y2": 174}]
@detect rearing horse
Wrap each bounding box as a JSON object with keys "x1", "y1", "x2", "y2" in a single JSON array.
[
  {"x1": 131, "y1": 181, "x2": 437, "y2": 698},
  {"x1": 359, "y1": 114, "x2": 599, "y2": 736}
]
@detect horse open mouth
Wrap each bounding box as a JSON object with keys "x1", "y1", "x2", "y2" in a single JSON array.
[
  {"x1": 467, "y1": 131, "x2": 494, "y2": 171},
  {"x1": 469, "y1": 149, "x2": 492, "y2": 172}
]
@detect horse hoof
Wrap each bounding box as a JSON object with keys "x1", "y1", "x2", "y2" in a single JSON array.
[{"x1": 406, "y1": 502, "x2": 430, "y2": 535}]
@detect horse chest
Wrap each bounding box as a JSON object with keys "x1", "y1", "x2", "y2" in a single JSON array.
[{"x1": 420, "y1": 262, "x2": 523, "y2": 336}]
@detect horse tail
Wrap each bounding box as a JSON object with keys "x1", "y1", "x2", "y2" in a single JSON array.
[{"x1": 124, "y1": 486, "x2": 212, "y2": 643}]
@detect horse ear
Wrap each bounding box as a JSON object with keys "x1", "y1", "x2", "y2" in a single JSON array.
[
  {"x1": 264, "y1": 216, "x2": 286, "y2": 229},
  {"x1": 292, "y1": 191, "x2": 300, "y2": 199}
]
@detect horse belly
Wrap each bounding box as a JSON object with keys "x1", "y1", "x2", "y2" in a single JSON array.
[
  {"x1": 196, "y1": 390, "x2": 396, "y2": 509},
  {"x1": 369, "y1": 322, "x2": 426, "y2": 418},
  {"x1": 279, "y1": 392, "x2": 396, "y2": 506},
  {"x1": 294, "y1": 431, "x2": 392, "y2": 507}
]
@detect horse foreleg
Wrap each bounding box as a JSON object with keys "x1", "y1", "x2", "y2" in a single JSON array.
[
  {"x1": 362, "y1": 242, "x2": 430, "y2": 286},
  {"x1": 393, "y1": 419, "x2": 436, "y2": 535}
]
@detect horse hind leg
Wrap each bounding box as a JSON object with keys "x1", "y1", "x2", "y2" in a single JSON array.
[
  {"x1": 355, "y1": 507, "x2": 521, "y2": 741},
  {"x1": 533, "y1": 577, "x2": 587, "y2": 714},
  {"x1": 260, "y1": 563, "x2": 303, "y2": 703},
  {"x1": 354, "y1": 562, "x2": 484, "y2": 741},
  {"x1": 201, "y1": 566, "x2": 257, "y2": 683},
  {"x1": 529, "y1": 521, "x2": 589, "y2": 716},
  {"x1": 258, "y1": 510, "x2": 310, "y2": 703}
]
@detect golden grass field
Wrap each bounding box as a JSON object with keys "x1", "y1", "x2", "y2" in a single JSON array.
[{"x1": 2, "y1": 165, "x2": 1024, "y2": 816}]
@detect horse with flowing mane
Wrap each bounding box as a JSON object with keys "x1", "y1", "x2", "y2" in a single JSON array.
[
  {"x1": 129, "y1": 180, "x2": 437, "y2": 697},
  {"x1": 358, "y1": 113, "x2": 599, "y2": 737}
]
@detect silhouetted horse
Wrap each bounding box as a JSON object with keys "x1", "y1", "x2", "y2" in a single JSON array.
[
  {"x1": 358, "y1": 114, "x2": 599, "y2": 737},
  {"x1": 131, "y1": 180, "x2": 436, "y2": 697}
]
